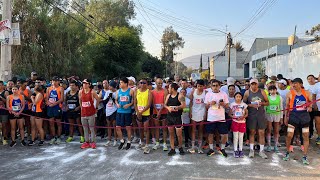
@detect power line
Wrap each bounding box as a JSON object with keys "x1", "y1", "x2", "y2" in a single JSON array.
[{"x1": 136, "y1": 0, "x2": 162, "y2": 36}]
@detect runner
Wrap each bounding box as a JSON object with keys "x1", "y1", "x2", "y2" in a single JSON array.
[
  {"x1": 306, "y1": 75, "x2": 319, "y2": 139},
  {"x1": 79, "y1": 79, "x2": 100, "y2": 149},
  {"x1": 18, "y1": 80, "x2": 32, "y2": 140},
  {"x1": 128, "y1": 76, "x2": 139, "y2": 143},
  {"x1": 65, "y1": 80, "x2": 84, "y2": 143},
  {"x1": 103, "y1": 81, "x2": 118, "y2": 147},
  {"x1": 178, "y1": 79, "x2": 192, "y2": 97},
  {"x1": 165, "y1": 83, "x2": 186, "y2": 156},
  {"x1": 6, "y1": 86, "x2": 26, "y2": 147},
  {"x1": 312, "y1": 81, "x2": 320, "y2": 145},
  {"x1": 243, "y1": 78, "x2": 269, "y2": 159},
  {"x1": 204, "y1": 79, "x2": 229, "y2": 157},
  {"x1": 180, "y1": 88, "x2": 191, "y2": 148},
  {"x1": 29, "y1": 85, "x2": 45, "y2": 146},
  {"x1": 265, "y1": 85, "x2": 283, "y2": 152},
  {"x1": 283, "y1": 78, "x2": 313, "y2": 165},
  {"x1": 229, "y1": 92, "x2": 248, "y2": 158},
  {"x1": 115, "y1": 77, "x2": 134, "y2": 150},
  {"x1": 188, "y1": 79, "x2": 206, "y2": 154},
  {"x1": 151, "y1": 78, "x2": 169, "y2": 151},
  {"x1": 6, "y1": 80, "x2": 14, "y2": 95},
  {"x1": 220, "y1": 77, "x2": 240, "y2": 94},
  {"x1": 0, "y1": 81, "x2": 9, "y2": 145},
  {"x1": 134, "y1": 78, "x2": 153, "y2": 154},
  {"x1": 46, "y1": 76, "x2": 64, "y2": 145}
]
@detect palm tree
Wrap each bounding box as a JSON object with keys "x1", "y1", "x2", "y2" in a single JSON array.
[{"x1": 233, "y1": 41, "x2": 244, "y2": 52}]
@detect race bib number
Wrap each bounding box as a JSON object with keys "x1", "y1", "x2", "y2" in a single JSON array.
[
  {"x1": 120, "y1": 96, "x2": 129, "y2": 102},
  {"x1": 12, "y1": 105, "x2": 20, "y2": 111},
  {"x1": 138, "y1": 106, "x2": 145, "y2": 111},
  {"x1": 82, "y1": 101, "x2": 91, "y2": 108},
  {"x1": 195, "y1": 98, "x2": 202, "y2": 104},
  {"x1": 170, "y1": 106, "x2": 178, "y2": 111},
  {"x1": 107, "y1": 102, "x2": 113, "y2": 107},
  {"x1": 269, "y1": 105, "x2": 277, "y2": 111},
  {"x1": 235, "y1": 109, "x2": 243, "y2": 117},
  {"x1": 49, "y1": 98, "x2": 56, "y2": 103},
  {"x1": 211, "y1": 104, "x2": 219, "y2": 110},
  {"x1": 155, "y1": 104, "x2": 162, "y2": 110},
  {"x1": 68, "y1": 104, "x2": 76, "y2": 110},
  {"x1": 296, "y1": 101, "x2": 306, "y2": 111}
]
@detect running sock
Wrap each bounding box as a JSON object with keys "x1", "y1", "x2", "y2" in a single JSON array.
[
  {"x1": 250, "y1": 144, "x2": 254, "y2": 150},
  {"x1": 127, "y1": 141, "x2": 131, "y2": 143},
  {"x1": 239, "y1": 133, "x2": 244, "y2": 151},
  {"x1": 120, "y1": 139, "x2": 124, "y2": 143},
  {"x1": 191, "y1": 141, "x2": 195, "y2": 149},
  {"x1": 274, "y1": 135, "x2": 279, "y2": 146},
  {"x1": 221, "y1": 144, "x2": 226, "y2": 150},
  {"x1": 267, "y1": 135, "x2": 271, "y2": 146},
  {"x1": 233, "y1": 132, "x2": 239, "y2": 151},
  {"x1": 209, "y1": 144, "x2": 214, "y2": 150},
  {"x1": 260, "y1": 145, "x2": 264, "y2": 152},
  {"x1": 198, "y1": 140, "x2": 202, "y2": 149}
]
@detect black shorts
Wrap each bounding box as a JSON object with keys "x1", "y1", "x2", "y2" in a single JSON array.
[
  {"x1": 47, "y1": 107, "x2": 62, "y2": 119},
  {"x1": 106, "y1": 111, "x2": 117, "y2": 121},
  {"x1": 167, "y1": 115, "x2": 182, "y2": 127},
  {"x1": 9, "y1": 113, "x2": 23, "y2": 120},
  {"x1": 137, "y1": 116, "x2": 150, "y2": 123},
  {"x1": 32, "y1": 112, "x2": 44, "y2": 118},
  {"x1": 310, "y1": 110, "x2": 320, "y2": 117},
  {"x1": 67, "y1": 111, "x2": 80, "y2": 120},
  {"x1": 152, "y1": 114, "x2": 167, "y2": 120},
  {"x1": 289, "y1": 111, "x2": 310, "y2": 127},
  {"x1": 205, "y1": 121, "x2": 228, "y2": 134},
  {"x1": 23, "y1": 110, "x2": 32, "y2": 119}
]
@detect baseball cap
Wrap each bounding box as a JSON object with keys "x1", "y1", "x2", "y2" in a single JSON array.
[
  {"x1": 127, "y1": 76, "x2": 136, "y2": 83},
  {"x1": 266, "y1": 79, "x2": 274, "y2": 85},
  {"x1": 82, "y1": 79, "x2": 92, "y2": 84},
  {"x1": 277, "y1": 79, "x2": 287, "y2": 86},
  {"x1": 250, "y1": 78, "x2": 259, "y2": 84},
  {"x1": 31, "y1": 71, "x2": 37, "y2": 75},
  {"x1": 226, "y1": 77, "x2": 236, "y2": 85},
  {"x1": 292, "y1": 78, "x2": 303, "y2": 84},
  {"x1": 109, "y1": 81, "x2": 117, "y2": 88},
  {"x1": 52, "y1": 76, "x2": 60, "y2": 81}
]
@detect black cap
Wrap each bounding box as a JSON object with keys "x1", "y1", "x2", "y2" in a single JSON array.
[
  {"x1": 292, "y1": 78, "x2": 303, "y2": 84},
  {"x1": 52, "y1": 76, "x2": 60, "y2": 81},
  {"x1": 109, "y1": 81, "x2": 117, "y2": 88}
]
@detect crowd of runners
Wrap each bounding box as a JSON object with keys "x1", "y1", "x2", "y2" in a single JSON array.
[{"x1": 0, "y1": 72, "x2": 319, "y2": 165}]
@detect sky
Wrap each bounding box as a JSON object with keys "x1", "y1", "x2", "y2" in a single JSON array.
[{"x1": 131, "y1": 0, "x2": 320, "y2": 62}]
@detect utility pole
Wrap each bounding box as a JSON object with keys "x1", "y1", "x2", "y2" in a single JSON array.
[
  {"x1": 289, "y1": 25, "x2": 297, "y2": 53},
  {"x1": 0, "y1": 0, "x2": 12, "y2": 82},
  {"x1": 207, "y1": 56, "x2": 210, "y2": 80},
  {"x1": 199, "y1": 54, "x2": 203, "y2": 73},
  {"x1": 227, "y1": 32, "x2": 232, "y2": 77}
]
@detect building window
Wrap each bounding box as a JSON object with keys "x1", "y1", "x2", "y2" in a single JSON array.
[{"x1": 252, "y1": 61, "x2": 256, "y2": 68}]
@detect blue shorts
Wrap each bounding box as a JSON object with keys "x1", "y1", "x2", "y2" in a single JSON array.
[
  {"x1": 47, "y1": 107, "x2": 62, "y2": 119},
  {"x1": 116, "y1": 113, "x2": 132, "y2": 127},
  {"x1": 205, "y1": 121, "x2": 228, "y2": 134}
]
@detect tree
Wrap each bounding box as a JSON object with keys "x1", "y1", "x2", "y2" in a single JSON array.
[
  {"x1": 233, "y1": 41, "x2": 244, "y2": 51},
  {"x1": 306, "y1": 24, "x2": 320, "y2": 41},
  {"x1": 141, "y1": 53, "x2": 165, "y2": 78}
]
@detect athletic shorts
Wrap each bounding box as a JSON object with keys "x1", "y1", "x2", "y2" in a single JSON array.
[
  {"x1": 266, "y1": 114, "x2": 281, "y2": 123},
  {"x1": 231, "y1": 121, "x2": 246, "y2": 133},
  {"x1": 47, "y1": 107, "x2": 62, "y2": 119},
  {"x1": 247, "y1": 114, "x2": 266, "y2": 130},
  {"x1": 116, "y1": 113, "x2": 132, "y2": 127},
  {"x1": 0, "y1": 115, "x2": 8, "y2": 123},
  {"x1": 289, "y1": 111, "x2": 310, "y2": 128},
  {"x1": 152, "y1": 114, "x2": 167, "y2": 121},
  {"x1": 310, "y1": 110, "x2": 320, "y2": 117},
  {"x1": 106, "y1": 111, "x2": 117, "y2": 121},
  {"x1": 9, "y1": 114, "x2": 23, "y2": 120},
  {"x1": 32, "y1": 112, "x2": 44, "y2": 118},
  {"x1": 22, "y1": 110, "x2": 32, "y2": 119},
  {"x1": 67, "y1": 111, "x2": 80, "y2": 120},
  {"x1": 167, "y1": 115, "x2": 182, "y2": 127},
  {"x1": 137, "y1": 116, "x2": 150, "y2": 123},
  {"x1": 205, "y1": 121, "x2": 228, "y2": 134}
]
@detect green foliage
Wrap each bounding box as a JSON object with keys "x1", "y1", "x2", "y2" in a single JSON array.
[{"x1": 141, "y1": 53, "x2": 165, "y2": 78}]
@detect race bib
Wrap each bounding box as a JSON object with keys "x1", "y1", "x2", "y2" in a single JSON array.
[
  {"x1": 235, "y1": 109, "x2": 243, "y2": 117},
  {"x1": 49, "y1": 98, "x2": 56, "y2": 103},
  {"x1": 138, "y1": 106, "x2": 145, "y2": 111},
  {"x1": 107, "y1": 102, "x2": 113, "y2": 107},
  {"x1": 211, "y1": 104, "x2": 219, "y2": 110},
  {"x1": 82, "y1": 101, "x2": 91, "y2": 108},
  {"x1": 120, "y1": 96, "x2": 129, "y2": 102},
  {"x1": 12, "y1": 105, "x2": 20, "y2": 111},
  {"x1": 170, "y1": 106, "x2": 178, "y2": 111},
  {"x1": 68, "y1": 104, "x2": 76, "y2": 109},
  {"x1": 32, "y1": 105, "x2": 36, "y2": 112},
  {"x1": 155, "y1": 104, "x2": 162, "y2": 110},
  {"x1": 195, "y1": 98, "x2": 202, "y2": 104},
  {"x1": 269, "y1": 105, "x2": 277, "y2": 111},
  {"x1": 296, "y1": 101, "x2": 306, "y2": 111}
]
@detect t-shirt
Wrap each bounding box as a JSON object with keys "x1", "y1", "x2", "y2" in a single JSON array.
[
  {"x1": 277, "y1": 88, "x2": 289, "y2": 109},
  {"x1": 230, "y1": 102, "x2": 248, "y2": 123},
  {"x1": 178, "y1": 87, "x2": 192, "y2": 98},
  {"x1": 220, "y1": 85, "x2": 240, "y2": 94},
  {"x1": 204, "y1": 91, "x2": 229, "y2": 122},
  {"x1": 181, "y1": 97, "x2": 191, "y2": 124},
  {"x1": 312, "y1": 82, "x2": 320, "y2": 110}
]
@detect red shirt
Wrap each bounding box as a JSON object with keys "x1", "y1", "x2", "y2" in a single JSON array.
[{"x1": 81, "y1": 89, "x2": 96, "y2": 117}]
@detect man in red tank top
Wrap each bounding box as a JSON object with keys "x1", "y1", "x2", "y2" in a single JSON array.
[{"x1": 79, "y1": 79, "x2": 100, "y2": 149}]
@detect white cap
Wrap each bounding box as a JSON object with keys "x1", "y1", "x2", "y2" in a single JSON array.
[
  {"x1": 127, "y1": 76, "x2": 136, "y2": 83},
  {"x1": 250, "y1": 78, "x2": 259, "y2": 84},
  {"x1": 227, "y1": 77, "x2": 236, "y2": 85},
  {"x1": 277, "y1": 79, "x2": 287, "y2": 86}
]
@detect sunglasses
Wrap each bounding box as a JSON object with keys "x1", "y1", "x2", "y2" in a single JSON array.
[
  {"x1": 140, "y1": 82, "x2": 147, "y2": 85},
  {"x1": 212, "y1": 84, "x2": 219, "y2": 87}
]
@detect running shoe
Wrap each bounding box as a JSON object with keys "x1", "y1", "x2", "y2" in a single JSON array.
[
  {"x1": 216, "y1": 146, "x2": 221, "y2": 151},
  {"x1": 28, "y1": 140, "x2": 36, "y2": 146},
  {"x1": 153, "y1": 143, "x2": 160, "y2": 150},
  {"x1": 143, "y1": 146, "x2": 150, "y2": 154},
  {"x1": 104, "y1": 140, "x2": 111, "y2": 147},
  {"x1": 65, "y1": 137, "x2": 73, "y2": 143},
  {"x1": 283, "y1": 152, "x2": 290, "y2": 161},
  {"x1": 249, "y1": 149, "x2": 255, "y2": 158},
  {"x1": 81, "y1": 142, "x2": 91, "y2": 149},
  {"x1": 38, "y1": 141, "x2": 44, "y2": 146},
  {"x1": 302, "y1": 156, "x2": 309, "y2": 165},
  {"x1": 266, "y1": 146, "x2": 272, "y2": 152},
  {"x1": 118, "y1": 141, "x2": 125, "y2": 150},
  {"x1": 225, "y1": 142, "x2": 230, "y2": 148},
  {"x1": 234, "y1": 151, "x2": 239, "y2": 158},
  {"x1": 80, "y1": 136, "x2": 85, "y2": 143},
  {"x1": 219, "y1": 149, "x2": 228, "y2": 158},
  {"x1": 163, "y1": 144, "x2": 168, "y2": 151},
  {"x1": 91, "y1": 142, "x2": 97, "y2": 149},
  {"x1": 179, "y1": 147, "x2": 185, "y2": 155},
  {"x1": 152, "y1": 138, "x2": 156, "y2": 145},
  {"x1": 125, "y1": 143, "x2": 131, "y2": 150},
  {"x1": 132, "y1": 137, "x2": 139, "y2": 143},
  {"x1": 238, "y1": 151, "x2": 244, "y2": 158},
  {"x1": 168, "y1": 149, "x2": 176, "y2": 156},
  {"x1": 138, "y1": 143, "x2": 145, "y2": 149},
  {"x1": 10, "y1": 141, "x2": 16, "y2": 148},
  {"x1": 55, "y1": 138, "x2": 61, "y2": 145},
  {"x1": 300, "y1": 145, "x2": 305, "y2": 152},
  {"x1": 274, "y1": 146, "x2": 280, "y2": 153},
  {"x1": 207, "y1": 149, "x2": 215, "y2": 156},
  {"x1": 3, "y1": 140, "x2": 8, "y2": 145},
  {"x1": 289, "y1": 145, "x2": 294, "y2": 152},
  {"x1": 185, "y1": 143, "x2": 190, "y2": 148},
  {"x1": 49, "y1": 138, "x2": 56, "y2": 145},
  {"x1": 113, "y1": 140, "x2": 117, "y2": 147},
  {"x1": 21, "y1": 140, "x2": 27, "y2": 146},
  {"x1": 202, "y1": 143, "x2": 209, "y2": 150},
  {"x1": 259, "y1": 151, "x2": 268, "y2": 159},
  {"x1": 198, "y1": 148, "x2": 204, "y2": 154},
  {"x1": 316, "y1": 137, "x2": 320, "y2": 145},
  {"x1": 187, "y1": 148, "x2": 196, "y2": 154},
  {"x1": 245, "y1": 140, "x2": 249, "y2": 146}
]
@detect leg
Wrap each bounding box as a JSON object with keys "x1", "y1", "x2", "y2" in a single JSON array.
[
  {"x1": 176, "y1": 127, "x2": 183, "y2": 148},
  {"x1": 76, "y1": 117, "x2": 84, "y2": 136},
  {"x1": 69, "y1": 119, "x2": 75, "y2": 137},
  {"x1": 154, "y1": 119, "x2": 160, "y2": 142},
  {"x1": 81, "y1": 117, "x2": 90, "y2": 142},
  {"x1": 274, "y1": 122, "x2": 280, "y2": 146},
  {"x1": 301, "y1": 126, "x2": 309, "y2": 156},
  {"x1": 10, "y1": 119, "x2": 17, "y2": 141},
  {"x1": 56, "y1": 119, "x2": 62, "y2": 137},
  {"x1": 198, "y1": 122, "x2": 204, "y2": 147},
  {"x1": 144, "y1": 120, "x2": 150, "y2": 145},
  {"x1": 30, "y1": 116, "x2": 36, "y2": 141},
  {"x1": 238, "y1": 132, "x2": 244, "y2": 151},
  {"x1": 49, "y1": 117, "x2": 56, "y2": 137},
  {"x1": 266, "y1": 121, "x2": 272, "y2": 146},
  {"x1": 286, "y1": 125, "x2": 295, "y2": 152},
  {"x1": 168, "y1": 127, "x2": 175, "y2": 149},
  {"x1": 35, "y1": 118, "x2": 45, "y2": 141},
  {"x1": 107, "y1": 120, "x2": 112, "y2": 141},
  {"x1": 315, "y1": 116, "x2": 320, "y2": 138},
  {"x1": 162, "y1": 120, "x2": 168, "y2": 144},
  {"x1": 258, "y1": 129, "x2": 265, "y2": 151},
  {"x1": 17, "y1": 118, "x2": 25, "y2": 140},
  {"x1": 112, "y1": 120, "x2": 117, "y2": 140},
  {"x1": 137, "y1": 121, "x2": 144, "y2": 144},
  {"x1": 249, "y1": 129, "x2": 256, "y2": 150},
  {"x1": 88, "y1": 115, "x2": 96, "y2": 142},
  {"x1": 126, "y1": 126, "x2": 132, "y2": 142},
  {"x1": 233, "y1": 131, "x2": 239, "y2": 151}
]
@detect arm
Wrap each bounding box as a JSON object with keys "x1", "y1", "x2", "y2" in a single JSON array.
[
  {"x1": 115, "y1": 91, "x2": 120, "y2": 108},
  {"x1": 18, "y1": 96, "x2": 25, "y2": 115},
  {"x1": 189, "y1": 89, "x2": 194, "y2": 116},
  {"x1": 78, "y1": 90, "x2": 82, "y2": 109},
  {"x1": 35, "y1": 93, "x2": 43, "y2": 105},
  {"x1": 261, "y1": 90, "x2": 270, "y2": 106},
  {"x1": 306, "y1": 91, "x2": 313, "y2": 112},
  {"x1": 140, "y1": 90, "x2": 153, "y2": 114},
  {"x1": 92, "y1": 90, "x2": 100, "y2": 108},
  {"x1": 280, "y1": 96, "x2": 284, "y2": 118},
  {"x1": 178, "y1": 95, "x2": 186, "y2": 110},
  {"x1": 313, "y1": 94, "x2": 318, "y2": 110},
  {"x1": 134, "y1": 89, "x2": 138, "y2": 113},
  {"x1": 284, "y1": 92, "x2": 291, "y2": 126},
  {"x1": 6, "y1": 96, "x2": 11, "y2": 113},
  {"x1": 164, "y1": 94, "x2": 171, "y2": 112}
]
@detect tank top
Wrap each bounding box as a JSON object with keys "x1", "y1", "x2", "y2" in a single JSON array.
[
  {"x1": 290, "y1": 89, "x2": 308, "y2": 112},
  {"x1": 167, "y1": 93, "x2": 182, "y2": 117},
  {"x1": 137, "y1": 89, "x2": 150, "y2": 116},
  {"x1": 152, "y1": 89, "x2": 167, "y2": 115},
  {"x1": 67, "y1": 91, "x2": 80, "y2": 112},
  {"x1": 266, "y1": 95, "x2": 281, "y2": 115},
  {"x1": 104, "y1": 90, "x2": 117, "y2": 116},
  {"x1": 9, "y1": 95, "x2": 23, "y2": 112},
  {"x1": 47, "y1": 86, "x2": 62, "y2": 108},
  {"x1": 20, "y1": 88, "x2": 30, "y2": 110},
  {"x1": 81, "y1": 89, "x2": 96, "y2": 117},
  {"x1": 32, "y1": 94, "x2": 43, "y2": 113},
  {"x1": 246, "y1": 89, "x2": 265, "y2": 116},
  {"x1": 117, "y1": 88, "x2": 132, "y2": 114},
  {"x1": 192, "y1": 89, "x2": 206, "y2": 112}
]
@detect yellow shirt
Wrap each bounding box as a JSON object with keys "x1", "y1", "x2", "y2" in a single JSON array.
[{"x1": 137, "y1": 89, "x2": 150, "y2": 116}]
